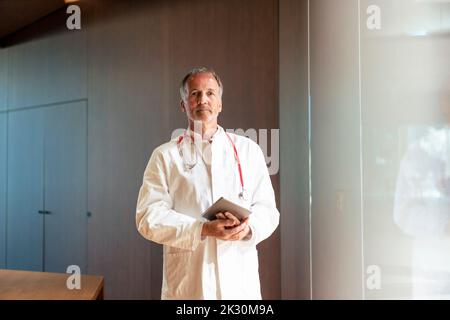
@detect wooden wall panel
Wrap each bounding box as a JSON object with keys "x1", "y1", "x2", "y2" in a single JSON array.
[
  {"x1": 4, "y1": 8, "x2": 86, "y2": 110},
  {"x1": 279, "y1": 0, "x2": 311, "y2": 299},
  {"x1": 86, "y1": 0, "x2": 169, "y2": 299},
  {"x1": 44, "y1": 101, "x2": 87, "y2": 274},
  {"x1": 86, "y1": 0, "x2": 279, "y2": 299}
]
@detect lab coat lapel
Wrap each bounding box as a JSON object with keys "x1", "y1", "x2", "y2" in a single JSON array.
[{"x1": 210, "y1": 128, "x2": 236, "y2": 203}]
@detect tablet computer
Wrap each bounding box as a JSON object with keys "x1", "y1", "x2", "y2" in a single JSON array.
[{"x1": 201, "y1": 197, "x2": 252, "y2": 221}]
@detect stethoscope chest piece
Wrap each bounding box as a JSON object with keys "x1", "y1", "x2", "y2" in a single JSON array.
[{"x1": 239, "y1": 188, "x2": 248, "y2": 201}]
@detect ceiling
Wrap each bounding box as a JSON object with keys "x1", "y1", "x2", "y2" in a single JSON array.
[{"x1": 0, "y1": 0, "x2": 67, "y2": 40}]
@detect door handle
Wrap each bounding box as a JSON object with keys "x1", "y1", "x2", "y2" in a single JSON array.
[{"x1": 38, "y1": 210, "x2": 51, "y2": 215}]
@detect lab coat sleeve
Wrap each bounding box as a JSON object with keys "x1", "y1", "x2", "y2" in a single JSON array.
[
  {"x1": 393, "y1": 148, "x2": 450, "y2": 237},
  {"x1": 136, "y1": 148, "x2": 204, "y2": 251},
  {"x1": 244, "y1": 143, "x2": 280, "y2": 246}
]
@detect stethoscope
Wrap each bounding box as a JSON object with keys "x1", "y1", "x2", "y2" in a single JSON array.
[{"x1": 177, "y1": 130, "x2": 248, "y2": 201}]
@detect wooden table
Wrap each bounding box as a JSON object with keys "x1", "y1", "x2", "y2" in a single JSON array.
[{"x1": 0, "y1": 269, "x2": 104, "y2": 300}]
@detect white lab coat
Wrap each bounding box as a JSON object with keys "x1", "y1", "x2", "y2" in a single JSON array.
[{"x1": 136, "y1": 126, "x2": 280, "y2": 300}]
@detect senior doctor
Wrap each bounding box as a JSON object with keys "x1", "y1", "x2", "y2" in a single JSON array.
[{"x1": 136, "y1": 67, "x2": 279, "y2": 300}]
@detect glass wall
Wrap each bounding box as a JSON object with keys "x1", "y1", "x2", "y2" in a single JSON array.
[
  {"x1": 361, "y1": 0, "x2": 450, "y2": 299},
  {"x1": 307, "y1": 0, "x2": 450, "y2": 299}
]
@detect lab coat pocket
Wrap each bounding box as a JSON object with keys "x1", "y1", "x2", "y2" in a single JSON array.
[{"x1": 165, "y1": 251, "x2": 191, "y2": 297}]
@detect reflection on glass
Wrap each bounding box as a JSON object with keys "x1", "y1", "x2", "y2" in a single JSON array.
[
  {"x1": 361, "y1": 0, "x2": 450, "y2": 299},
  {"x1": 394, "y1": 127, "x2": 450, "y2": 299}
]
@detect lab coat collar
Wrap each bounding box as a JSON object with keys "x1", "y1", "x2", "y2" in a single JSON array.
[{"x1": 186, "y1": 124, "x2": 224, "y2": 143}]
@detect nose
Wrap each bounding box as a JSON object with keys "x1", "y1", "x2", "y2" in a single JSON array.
[{"x1": 198, "y1": 92, "x2": 209, "y2": 104}]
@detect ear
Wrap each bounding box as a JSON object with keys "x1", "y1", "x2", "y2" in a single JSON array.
[{"x1": 180, "y1": 100, "x2": 186, "y2": 113}]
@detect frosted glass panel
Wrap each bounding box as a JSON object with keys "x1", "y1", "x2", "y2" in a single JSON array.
[{"x1": 361, "y1": 0, "x2": 450, "y2": 299}]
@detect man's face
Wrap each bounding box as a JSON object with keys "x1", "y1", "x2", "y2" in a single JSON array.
[{"x1": 181, "y1": 72, "x2": 222, "y2": 125}]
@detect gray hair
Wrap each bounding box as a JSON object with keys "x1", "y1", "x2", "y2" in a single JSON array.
[{"x1": 179, "y1": 67, "x2": 223, "y2": 102}]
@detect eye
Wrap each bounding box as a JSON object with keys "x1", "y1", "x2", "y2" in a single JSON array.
[{"x1": 207, "y1": 91, "x2": 214, "y2": 96}]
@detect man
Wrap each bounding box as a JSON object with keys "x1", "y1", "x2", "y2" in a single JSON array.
[{"x1": 136, "y1": 67, "x2": 279, "y2": 299}]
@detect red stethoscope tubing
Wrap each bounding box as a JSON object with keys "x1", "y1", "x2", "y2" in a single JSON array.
[
  {"x1": 177, "y1": 131, "x2": 245, "y2": 195},
  {"x1": 224, "y1": 133, "x2": 245, "y2": 194}
]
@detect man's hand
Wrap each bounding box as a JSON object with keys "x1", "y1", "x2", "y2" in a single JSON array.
[
  {"x1": 201, "y1": 212, "x2": 251, "y2": 241},
  {"x1": 202, "y1": 212, "x2": 250, "y2": 241}
]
